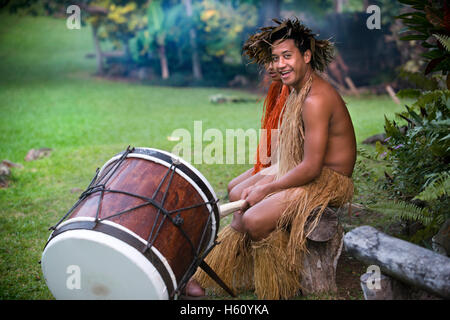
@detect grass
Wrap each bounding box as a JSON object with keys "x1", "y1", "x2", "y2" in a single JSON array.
[{"x1": 0, "y1": 13, "x2": 406, "y2": 300}]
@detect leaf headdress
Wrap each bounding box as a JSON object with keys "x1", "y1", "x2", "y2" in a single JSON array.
[{"x1": 243, "y1": 17, "x2": 335, "y2": 72}]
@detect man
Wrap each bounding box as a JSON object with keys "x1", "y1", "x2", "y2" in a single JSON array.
[
  {"x1": 187, "y1": 18, "x2": 356, "y2": 299},
  {"x1": 227, "y1": 62, "x2": 290, "y2": 202}
]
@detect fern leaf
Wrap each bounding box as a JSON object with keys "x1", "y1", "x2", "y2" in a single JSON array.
[
  {"x1": 433, "y1": 34, "x2": 450, "y2": 52},
  {"x1": 414, "y1": 171, "x2": 450, "y2": 201},
  {"x1": 367, "y1": 200, "x2": 433, "y2": 226}
]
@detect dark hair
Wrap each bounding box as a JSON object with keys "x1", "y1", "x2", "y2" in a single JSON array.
[{"x1": 243, "y1": 18, "x2": 335, "y2": 72}]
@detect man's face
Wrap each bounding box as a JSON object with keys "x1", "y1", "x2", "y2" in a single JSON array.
[
  {"x1": 266, "y1": 62, "x2": 281, "y2": 81},
  {"x1": 271, "y1": 39, "x2": 311, "y2": 89}
]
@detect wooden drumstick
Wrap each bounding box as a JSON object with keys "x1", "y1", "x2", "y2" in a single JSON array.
[{"x1": 219, "y1": 200, "x2": 246, "y2": 219}]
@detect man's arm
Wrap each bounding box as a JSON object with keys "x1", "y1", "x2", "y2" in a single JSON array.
[
  {"x1": 268, "y1": 95, "x2": 330, "y2": 191},
  {"x1": 241, "y1": 95, "x2": 331, "y2": 207}
]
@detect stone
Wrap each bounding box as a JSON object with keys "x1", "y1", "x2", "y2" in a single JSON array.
[
  {"x1": 0, "y1": 162, "x2": 11, "y2": 188},
  {"x1": 360, "y1": 272, "x2": 442, "y2": 300},
  {"x1": 362, "y1": 133, "x2": 386, "y2": 145},
  {"x1": 2, "y1": 159, "x2": 24, "y2": 169},
  {"x1": 25, "y1": 148, "x2": 52, "y2": 161},
  {"x1": 432, "y1": 219, "x2": 450, "y2": 257}
]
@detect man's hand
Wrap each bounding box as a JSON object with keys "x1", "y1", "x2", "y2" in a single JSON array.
[{"x1": 239, "y1": 184, "x2": 274, "y2": 212}]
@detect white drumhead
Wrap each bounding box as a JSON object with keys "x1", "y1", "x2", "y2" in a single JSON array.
[{"x1": 41, "y1": 229, "x2": 169, "y2": 300}]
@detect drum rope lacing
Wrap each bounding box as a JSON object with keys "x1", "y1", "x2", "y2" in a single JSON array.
[{"x1": 48, "y1": 146, "x2": 222, "y2": 299}]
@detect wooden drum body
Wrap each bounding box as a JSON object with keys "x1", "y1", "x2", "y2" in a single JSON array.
[{"x1": 41, "y1": 147, "x2": 219, "y2": 299}]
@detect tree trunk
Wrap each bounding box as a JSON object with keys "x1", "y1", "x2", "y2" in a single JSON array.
[
  {"x1": 158, "y1": 45, "x2": 169, "y2": 79},
  {"x1": 92, "y1": 25, "x2": 104, "y2": 75},
  {"x1": 189, "y1": 29, "x2": 202, "y2": 80},
  {"x1": 334, "y1": 0, "x2": 344, "y2": 13},
  {"x1": 183, "y1": 0, "x2": 203, "y2": 80},
  {"x1": 344, "y1": 225, "x2": 450, "y2": 299},
  {"x1": 300, "y1": 208, "x2": 343, "y2": 295},
  {"x1": 362, "y1": 0, "x2": 370, "y2": 11},
  {"x1": 123, "y1": 38, "x2": 132, "y2": 63}
]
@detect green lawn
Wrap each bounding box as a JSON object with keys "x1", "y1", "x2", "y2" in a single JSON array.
[{"x1": 0, "y1": 13, "x2": 405, "y2": 299}]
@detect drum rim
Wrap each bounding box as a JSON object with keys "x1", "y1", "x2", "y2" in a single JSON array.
[
  {"x1": 44, "y1": 216, "x2": 177, "y2": 297},
  {"x1": 42, "y1": 225, "x2": 170, "y2": 300},
  {"x1": 97, "y1": 147, "x2": 220, "y2": 248}
]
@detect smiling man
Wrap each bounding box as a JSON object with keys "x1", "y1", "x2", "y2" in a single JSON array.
[
  {"x1": 226, "y1": 61, "x2": 290, "y2": 203},
  {"x1": 189, "y1": 18, "x2": 356, "y2": 300}
]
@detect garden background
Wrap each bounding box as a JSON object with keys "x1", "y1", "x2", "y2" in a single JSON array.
[{"x1": 0, "y1": 0, "x2": 448, "y2": 300}]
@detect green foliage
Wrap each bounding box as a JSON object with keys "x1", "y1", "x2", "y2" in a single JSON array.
[
  {"x1": 196, "y1": 0, "x2": 257, "y2": 65},
  {"x1": 84, "y1": 0, "x2": 259, "y2": 82},
  {"x1": 0, "y1": 0, "x2": 70, "y2": 16},
  {"x1": 367, "y1": 200, "x2": 434, "y2": 227},
  {"x1": 397, "y1": 69, "x2": 441, "y2": 91},
  {"x1": 87, "y1": 1, "x2": 148, "y2": 51},
  {"x1": 353, "y1": 146, "x2": 389, "y2": 204},
  {"x1": 129, "y1": 0, "x2": 185, "y2": 62},
  {"x1": 433, "y1": 33, "x2": 450, "y2": 52},
  {"x1": 283, "y1": 0, "x2": 333, "y2": 17},
  {"x1": 381, "y1": 91, "x2": 450, "y2": 194},
  {"x1": 378, "y1": 90, "x2": 450, "y2": 241},
  {"x1": 374, "y1": 1, "x2": 450, "y2": 244},
  {"x1": 396, "y1": 0, "x2": 450, "y2": 77},
  {"x1": 414, "y1": 170, "x2": 449, "y2": 202}
]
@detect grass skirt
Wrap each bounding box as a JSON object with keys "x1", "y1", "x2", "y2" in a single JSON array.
[
  {"x1": 193, "y1": 225, "x2": 254, "y2": 296},
  {"x1": 193, "y1": 166, "x2": 353, "y2": 299}
]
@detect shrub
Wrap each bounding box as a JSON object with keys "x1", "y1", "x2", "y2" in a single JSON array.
[{"x1": 377, "y1": 90, "x2": 449, "y2": 243}]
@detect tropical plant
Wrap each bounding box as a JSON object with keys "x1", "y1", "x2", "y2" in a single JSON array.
[
  {"x1": 396, "y1": 0, "x2": 450, "y2": 88},
  {"x1": 196, "y1": 0, "x2": 257, "y2": 65},
  {"x1": 87, "y1": 1, "x2": 147, "y2": 59},
  {"x1": 372, "y1": 0, "x2": 450, "y2": 245},
  {"x1": 377, "y1": 89, "x2": 450, "y2": 242}
]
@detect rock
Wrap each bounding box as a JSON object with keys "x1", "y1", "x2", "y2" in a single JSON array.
[
  {"x1": 0, "y1": 163, "x2": 11, "y2": 188},
  {"x1": 362, "y1": 133, "x2": 386, "y2": 145},
  {"x1": 360, "y1": 271, "x2": 442, "y2": 300},
  {"x1": 70, "y1": 188, "x2": 82, "y2": 194},
  {"x1": 137, "y1": 67, "x2": 155, "y2": 81},
  {"x1": 2, "y1": 160, "x2": 24, "y2": 169},
  {"x1": 209, "y1": 94, "x2": 228, "y2": 104},
  {"x1": 228, "y1": 75, "x2": 249, "y2": 87},
  {"x1": 25, "y1": 148, "x2": 52, "y2": 161},
  {"x1": 0, "y1": 160, "x2": 24, "y2": 188},
  {"x1": 209, "y1": 94, "x2": 258, "y2": 104},
  {"x1": 0, "y1": 163, "x2": 10, "y2": 176},
  {"x1": 432, "y1": 219, "x2": 450, "y2": 257}
]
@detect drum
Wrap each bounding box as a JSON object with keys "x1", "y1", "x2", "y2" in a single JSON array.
[{"x1": 41, "y1": 147, "x2": 220, "y2": 300}]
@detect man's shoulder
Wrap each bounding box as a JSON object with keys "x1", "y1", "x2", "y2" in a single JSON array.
[{"x1": 305, "y1": 75, "x2": 344, "y2": 111}]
